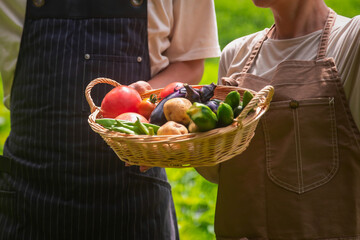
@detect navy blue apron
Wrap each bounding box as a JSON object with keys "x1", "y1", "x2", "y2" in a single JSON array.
[{"x1": 0, "y1": 0, "x2": 179, "y2": 239}]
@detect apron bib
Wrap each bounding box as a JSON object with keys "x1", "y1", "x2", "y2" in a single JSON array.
[
  {"x1": 0, "y1": 1, "x2": 179, "y2": 239},
  {"x1": 217, "y1": 9, "x2": 360, "y2": 240}
]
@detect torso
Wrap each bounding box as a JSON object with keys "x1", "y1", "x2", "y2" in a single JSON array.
[
  {"x1": 216, "y1": 9, "x2": 360, "y2": 240},
  {"x1": 0, "y1": 1, "x2": 178, "y2": 239}
]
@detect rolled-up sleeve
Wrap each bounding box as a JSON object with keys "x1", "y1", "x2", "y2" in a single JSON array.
[
  {"x1": 0, "y1": 0, "x2": 26, "y2": 108},
  {"x1": 165, "y1": 0, "x2": 221, "y2": 62},
  {"x1": 148, "y1": 0, "x2": 221, "y2": 77}
]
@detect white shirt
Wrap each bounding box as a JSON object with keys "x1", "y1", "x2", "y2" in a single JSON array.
[
  {"x1": 219, "y1": 14, "x2": 360, "y2": 130},
  {"x1": 0, "y1": 0, "x2": 221, "y2": 108}
]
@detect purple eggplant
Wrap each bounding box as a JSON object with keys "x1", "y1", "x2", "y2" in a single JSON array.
[
  {"x1": 204, "y1": 99, "x2": 222, "y2": 113},
  {"x1": 199, "y1": 83, "x2": 217, "y2": 103},
  {"x1": 183, "y1": 83, "x2": 201, "y2": 103},
  {"x1": 149, "y1": 88, "x2": 186, "y2": 126}
]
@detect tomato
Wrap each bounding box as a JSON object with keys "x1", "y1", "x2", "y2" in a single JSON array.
[
  {"x1": 138, "y1": 94, "x2": 157, "y2": 120},
  {"x1": 115, "y1": 112, "x2": 149, "y2": 123},
  {"x1": 159, "y1": 82, "x2": 184, "y2": 99},
  {"x1": 101, "y1": 85, "x2": 142, "y2": 118}
]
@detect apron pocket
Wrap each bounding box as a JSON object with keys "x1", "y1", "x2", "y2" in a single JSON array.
[
  {"x1": 263, "y1": 97, "x2": 339, "y2": 194},
  {"x1": 82, "y1": 54, "x2": 145, "y2": 112}
]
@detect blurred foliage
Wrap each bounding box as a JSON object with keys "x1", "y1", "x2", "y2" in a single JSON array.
[
  {"x1": 166, "y1": 168, "x2": 218, "y2": 240},
  {"x1": 0, "y1": 1, "x2": 359, "y2": 239},
  {"x1": 0, "y1": 75, "x2": 10, "y2": 154},
  {"x1": 215, "y1": 1, "x2": 273, "y2": 50},
  {"x1": 215, "y1": 0, "x2": 360, "y2": 51}
]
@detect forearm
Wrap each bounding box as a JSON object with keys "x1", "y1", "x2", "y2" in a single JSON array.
[
  {"x1": 195, "y1": 165, "x2": 220, "y2": 184},
  {"x1": 147, "y1": 59, "x2": 205, "y2": 89}
]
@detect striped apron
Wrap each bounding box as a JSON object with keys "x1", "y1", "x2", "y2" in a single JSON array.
[
  {"x1": 218, "y1": 9, "x2": 360, "y2": 239},
  {"x1": 0, "y1": 0, "x2": 179, "y2": 239}
]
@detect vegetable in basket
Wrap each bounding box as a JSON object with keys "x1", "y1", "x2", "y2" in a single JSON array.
[
  {"x1": 204, "y1": 99, "x2": 222, "y2": 113},
  {"x1": 115, "y1": 112, "x2": 149, "y2": 123},
  {"x1": 183, "y1": 83, "x2": 217, "y2": 103},
  {"x1": 96, "y1": 118, "x2": 160, "y2": 135},
  {"x1": 128, "y1": 80, "x2": 152, "y2": 95},
  {"x1": 199, "y1": 82, "x2": 217, "y2": 102},
  {"x1": 238, "y1": 90, "x2": 255, "y2": 116},
  {"x1": 158, "y1": 82, "x2": 184, "y2": 99},
  {"x1": 138, "y1": 94, "x2": 157, "y2": 120},
  {"x1": 134, "y1": 118, "x2": 150, "y2": 135},
  {"x1": 188, "y1": 120, "x2": 200, "y2": 133},
  {"x1": 163, "y1": 98, "x2": 192, "y2": 126},
  {"x1": 224, "y1": 90, "x2": 241, "y2": 109},
  {"x1": 149, "y1": 89, "x2": 187, "y2": 126},
  {"x1": 100, "y1": 85, "x2": 142, "y2": 118},
  {"x1": 217, "y1": 102, "x2": 234, "y2": 127},
  {"x1": 186, "y1": 102, "x2": 218, "y2": 132},
  {"x1": 157, "y1": 121, "x2": 188, "y2": 135},
  {"x1": 183, "y1": 83, "x2": 201, "y2": 103},
  {"x1": 233, "y1": 105, "x2": 243, "y2": 118},
  {"x1": 149, "y1": 83, "x2": 217, "y2": 126},
  {"x1": 242, "y1": 90, "x2": 254, "y2": 109},
  {"x1": 220, "y1": 90, "x2": 254, "y2": 118}
]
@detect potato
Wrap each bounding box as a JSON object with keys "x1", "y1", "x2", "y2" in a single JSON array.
[
  {"x1": 157, "y1": 121, "x2": 188, "y2": 135},
  {"x1": 163, "y1": 97, "x2": 192, "y2": 125}
]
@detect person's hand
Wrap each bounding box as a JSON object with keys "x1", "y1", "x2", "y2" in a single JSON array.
[
  {"x1": 129, "y1": 80, "x2": 152, "y2": 95},
  {"x1": 125, "y1": 162, "x2": 152, "y2": 173}
]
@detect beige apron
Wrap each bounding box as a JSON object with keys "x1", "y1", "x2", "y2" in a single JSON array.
[{"x1": 217, "y1": 9, "x2": 360, "y2": 240}]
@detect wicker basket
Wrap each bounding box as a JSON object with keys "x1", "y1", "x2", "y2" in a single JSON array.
[{"x1": 85, "y1": 77, "x2": 274, "y2": 168}]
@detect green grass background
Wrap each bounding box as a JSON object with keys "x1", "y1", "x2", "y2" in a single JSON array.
[{"x1": 0, "y1": 1, "x2": 358, "y2": 239}]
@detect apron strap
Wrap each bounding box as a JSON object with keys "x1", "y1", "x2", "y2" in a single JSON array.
[
  {"x1": 241, "y1": 25, "x2": 274, "y2": 73},
  {"x1": 316, "y1": 8, "x2": 336, "y2": 61}
]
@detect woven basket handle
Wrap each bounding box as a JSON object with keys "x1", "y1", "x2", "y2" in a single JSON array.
[
  {"x1": 85, "y1": 77, "x2": 121, "y2": 113},
  {"x1": 235, "y1": 85, "x2": 274, "y2": 125}
]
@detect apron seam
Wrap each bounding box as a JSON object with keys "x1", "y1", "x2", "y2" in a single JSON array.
[{"x1": 293, "y1": 108, "x2": 304, "y2": 193}]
